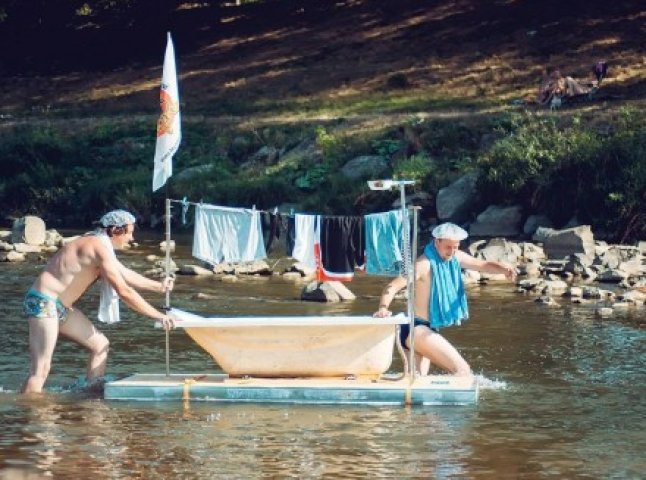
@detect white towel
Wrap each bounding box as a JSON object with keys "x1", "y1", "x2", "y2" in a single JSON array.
[
  {"x1": 291, "y1": 214, "x2": 319, "y2": 269},
  {"x1": 96, "y1": 232, "x2": 121, "y2": 324},
  {"x1": 192, "y1": 204, "x2": 267, "y2": 265}
]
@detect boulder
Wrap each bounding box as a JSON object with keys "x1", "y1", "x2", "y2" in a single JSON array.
[
  {"x1": 522, "y1": 214, "x2": 553, "y2": 236},
  {"x1": 340, "y1": 155, "x2": 388, "y2": 180},
  {"x1": 469, "y1": 205, "x2": 523, "y2": 238},
  {"x1": 12, "y1": 216, "x2": 46, "y2": 246},
  {"x1": 301, "y1": 281, "x2": 341, "y2": 303},
  {"x1": 178, "y1": 265, "x2": 213, "y2": 276},
  {"x1": 436, "y1": 172, "x2": 479, "y2": 223},
  {"x1": 534, "y1": 225, "x2": 595, "y2": 259}
]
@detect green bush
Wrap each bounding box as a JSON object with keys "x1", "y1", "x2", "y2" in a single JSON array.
[{"x1": 477, "y1": 110, "x2": 645, "y2": 241}]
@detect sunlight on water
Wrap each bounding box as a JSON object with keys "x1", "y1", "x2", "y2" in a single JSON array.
[
  {"x1": 474, "y1": 373, "x2": 507, "y2": 391},
  {"x1": 0, "y1": 232, "x2": 644, "y2": 478}
]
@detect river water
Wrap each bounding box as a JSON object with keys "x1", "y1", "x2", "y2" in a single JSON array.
[{"x1": 0, "y1": 231, "x2": 644, "y2": 479}]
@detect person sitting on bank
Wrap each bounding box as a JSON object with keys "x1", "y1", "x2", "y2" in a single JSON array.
[
  {"x1": 537, "y1": 67, "x2": 598, "y2": 106},
  {"x1": 374, "y1": 223, "x2": 517, "y2": 378},
  {"x1": 22, "y1": 209, "x2": 177, "y2": 394}
]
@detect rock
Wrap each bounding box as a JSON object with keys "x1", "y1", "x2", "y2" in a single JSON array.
[
  {"x1": 221, "y1": 275, "x2": 238, "y2": 283},
  {"x1": 534, "y1": 225, "x2": 595, "y2": 259},
  {"x1": 463, "y1": 270, "x2": 481, "y2": 284},
  {"x1": 193, "y1": 292, "x2": 217, "y2": 300},
  {"x1": 520, "y1": 242, "x2": 546, "y2": 262},
  {"x1": 436, "y1": 172, "x2": 479, "y2": 223},
  {"x1": 595, "y1": 307, "x2": 613, "y2": 317},
  {"x1": 301, "y1": 281, "x2": 341, "y2": 303},
  {"x1": 282, "y1": 272, "x2": 304, "y2": 281},
  {"x1": 12, "y1": 216, "x2": 46, "y2": 246},
  {"x1": 541, "y1": 279, "x2": 568, "y2": 294},
  {"x1": 5, "y1": 251, "x2": 26, "y2": 262},
  {"x1": 469, "y1": 205, "x2": 523, "y2": 237},
  {"x1": 618, "y1": 289, "x2": 646, "y2": 305},
  {"x1": 475, "y1": 238, "x2": 521, "y2": 265},
  {"x1": 13, "y1": 243, "x2": 42, "y2": 254},
  {"x1": 597, "y1": 269, "x2": 628, "y2": 283},
  {"x1": 340, "y1": 155, "x2": 388, "y2": 180},
  {"x1": 234, "y1": 260, "x2": 272, "y2": 275},
  {"x1": 44, "y1": 230, "x2": 63, "y2": 247},
  {"x1": 284, "y1": 261, "x2": 316, "y2": 277},
  {"x1": 519, "y1": 261, "x2": 540, "y2": 277},
  {"x1": 563, "y1": 253, "x2": 594, "y2": 275},
  {"x1": 327, "y1": 281, "x2": 356, "y2": 300},
  {"x1": 522, "y1": 214, "x2": 553, "y2": 236},
  {"x1": 518, "y1": 278, "x2": 543, "y2": 291},
  {"x1": 582, "y1": 286, "x2": 601, "y2": 299},
  {"x1": 178, "y1": 265, "x2": 213, "y2": 276},
  {"x1": 535, "y1": 296, "x2": 558, "y2": 306},
  {"x1": 247, "y1": 145, "x2": 279, "y2": 166},
  {"x1": 565, "y1": 286, "x2": 583, "y2": 298}
]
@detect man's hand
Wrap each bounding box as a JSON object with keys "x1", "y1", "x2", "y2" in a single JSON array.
[
  {"x1": 158, "y1": 312, "x2": 178, "y2": 331},
  {"x1": 373, "y1": 306, "x2": 392, "y2": 318},
  {"x1": 503, "y1": 265, "x2": 518, "y2": 282},
  {"x1": 160, "y1": 276, "x2": 175, "y2": 293}
]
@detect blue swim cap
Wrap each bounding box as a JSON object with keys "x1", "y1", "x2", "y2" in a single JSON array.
[{"x1": 99, "y1": 209, "x2": 136, "y2": 228}]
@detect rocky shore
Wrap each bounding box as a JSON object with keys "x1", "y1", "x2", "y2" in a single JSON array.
[{"x1": 3, "y1": 215, "x2": 645, "y2": 316}]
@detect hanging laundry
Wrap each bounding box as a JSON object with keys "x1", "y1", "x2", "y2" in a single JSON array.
[
  {"x1": 260, "y1": 211, "x2": 282, "y2": 255},
  {"x1": 317, "y1": 216, "x2": 364, "y2": 282},
  {"x1": 290, "y1": 214, "x2": 318, "y2": 270},
  {"x1": 365, "y1": 210, "x2": 405, "y2": 276},
  {"x1": 193, "y1": 204, "x2": 267, "y2": 265}
]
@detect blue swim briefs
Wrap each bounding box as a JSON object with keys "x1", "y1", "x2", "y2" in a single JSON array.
[{"x1": 23, "y1": 288, "x2": 68, "y2": 323}]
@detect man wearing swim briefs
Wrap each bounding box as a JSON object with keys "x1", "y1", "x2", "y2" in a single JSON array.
[
  {"x1": 374, "y1": 222, "x2": 517, "y2": 378},
  {"x1": 22, "y1": 209, "x2": 177, "y2": 394}
]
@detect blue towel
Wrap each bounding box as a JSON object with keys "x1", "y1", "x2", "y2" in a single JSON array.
[
  {"x1": 365, "y1": 210, "x2": 403, "y2": 276},
  {"x1": 424, "y1": 242, "x2": 469, "y2": 329}
]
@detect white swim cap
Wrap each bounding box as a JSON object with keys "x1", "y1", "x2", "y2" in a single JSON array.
[
  {"x1": 431, "y1": 222, "x2": 468, "y2": 241},
  {"x1": 99, "y1": 209, "x2": 136, "y2": 228}
]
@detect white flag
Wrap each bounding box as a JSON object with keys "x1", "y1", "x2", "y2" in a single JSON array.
[{"x1": 153, "y1": 32, "x2": 181, "y2": 192}]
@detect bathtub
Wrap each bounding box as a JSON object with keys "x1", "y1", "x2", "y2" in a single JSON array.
[{"x1": 167, "y1": 308, "x2": 408, "y2": 377}]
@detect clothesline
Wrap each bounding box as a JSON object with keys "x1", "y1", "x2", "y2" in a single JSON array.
[{"x1": 168, "y1": 198, "x2": 414, "y2": 218}]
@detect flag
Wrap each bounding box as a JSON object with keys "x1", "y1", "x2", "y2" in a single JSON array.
[{"x1": 153, "y1": 32, "x2": 181, "y2": 192}]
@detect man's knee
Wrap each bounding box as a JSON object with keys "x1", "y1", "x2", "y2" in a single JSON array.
[{"x1": 89, "y1": 334, "x2": 110, "y2": 356}]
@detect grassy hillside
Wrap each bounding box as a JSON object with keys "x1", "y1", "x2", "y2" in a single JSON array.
[
  {"x1": 1, "y1": 0, "x2": 644, "y2": 118},
  {"x1": 0, "y1": 0, "x2": 644, "y2": 240}
]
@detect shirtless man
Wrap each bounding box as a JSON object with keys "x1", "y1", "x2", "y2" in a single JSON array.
[
  {"x1": 374, "y1": 223, "x2": 517, "y2": 377},
  {"x1": 22, "y1": 209, "x2": 177, "y2": 394}
]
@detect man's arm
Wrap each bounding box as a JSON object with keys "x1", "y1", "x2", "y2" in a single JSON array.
[
  {"x1": 95, "y1": 244, "x2": 174, "y2": 327},
  {"x1": 374, "y1": 275, "x2": 407, "y2": 317},
  {"x1": 455, "y1": 250, "x2": 518, "y2": 281},
  {"x1": 118, "y1": 262, "x2": 174, "y2": 293},
  {"x1": 374, "y1": 256, "x2": 430, "y2": 317}
]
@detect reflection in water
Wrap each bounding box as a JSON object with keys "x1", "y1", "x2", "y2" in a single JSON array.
[{"x1": 0, "y1": 233, "x2": 644, "y2": 478}]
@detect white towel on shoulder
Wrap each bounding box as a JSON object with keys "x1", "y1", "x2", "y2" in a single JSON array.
[{"x1": 96, "y1": 232, "x2": 121, "y2": 324}]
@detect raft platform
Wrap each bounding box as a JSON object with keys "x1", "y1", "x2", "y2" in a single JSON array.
[{"x1": 104, "y1": 373, "x2": 478, "y2": 406}]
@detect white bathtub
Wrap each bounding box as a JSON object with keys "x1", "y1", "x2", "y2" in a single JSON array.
[{"x1": 168, "y1": 308, "x2": 408, "y2": 377}]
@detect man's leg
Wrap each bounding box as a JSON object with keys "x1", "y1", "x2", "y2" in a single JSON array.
[
  {"x1": 410, "y1": 326, "x2": 472, "y2": 377},
  {"x1": 23, "y1": 316, "x2": 59, "y2": 393},
  {"x1": 59, "y1": 308, "x2": 110, "y2": 381}
]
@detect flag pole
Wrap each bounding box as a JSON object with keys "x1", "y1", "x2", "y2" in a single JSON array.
[{"x1": 164, "y1": 191, "x2": 172, "y2": 377}]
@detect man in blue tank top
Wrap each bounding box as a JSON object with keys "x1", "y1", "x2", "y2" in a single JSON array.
[{"x1": 374, "y1": 222, "x2": 517, "y2": 378}]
